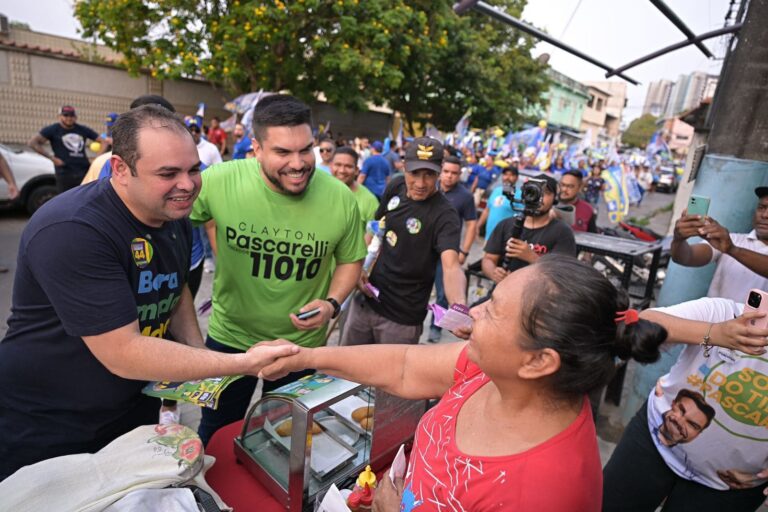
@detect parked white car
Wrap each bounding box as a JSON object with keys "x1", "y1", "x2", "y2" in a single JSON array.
[{"x1": 0, "y1": 144, "x2": 57, "y2": 214}]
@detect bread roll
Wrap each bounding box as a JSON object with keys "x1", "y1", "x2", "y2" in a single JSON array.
[
  {"x1": 351, "y1": 406, "x2": 374, "y2": 422},
  {"x1": 276, "y1": 419, "x2": 322, "y2": 436},
  {"x1": 359, "y1": 416, "x2": 373, "y2": 430}
]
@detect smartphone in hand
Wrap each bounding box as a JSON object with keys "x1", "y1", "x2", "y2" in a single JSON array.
[
  {"x1": 687, "y1": 194, "x2": 711, "y2": 217},
  {"x1": 296, "y1": 307, "x2": 321, "y2": 321},
  {"x1": 744, "y1": 289, "x2": 768, "y2": 329}
]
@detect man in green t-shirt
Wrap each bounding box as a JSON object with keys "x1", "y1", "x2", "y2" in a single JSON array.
[
  {"x1": 331, "y1": 146, "x2": 379, "y2": 227},
  {"x1": 190, "y1": 94, "x2": 366, "y2": 444}
]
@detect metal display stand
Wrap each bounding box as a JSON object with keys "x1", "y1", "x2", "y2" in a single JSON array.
[{"x1": 574, "y1": 232, "x2": 663, "y2": 310}]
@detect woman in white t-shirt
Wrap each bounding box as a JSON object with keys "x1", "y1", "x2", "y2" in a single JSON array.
[{"x1": 604, "y1": 297, "x2": 768, "y2": 511}]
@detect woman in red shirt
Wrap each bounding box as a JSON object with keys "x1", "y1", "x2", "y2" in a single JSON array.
[{"x1": 260, "y1": 255, "x2": 668, "y2": 511}]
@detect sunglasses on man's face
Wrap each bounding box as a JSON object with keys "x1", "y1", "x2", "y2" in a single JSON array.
[{"x1": 61, "y1": 113, "x2": 75, "y2": 117}]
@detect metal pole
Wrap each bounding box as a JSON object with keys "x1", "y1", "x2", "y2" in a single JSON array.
[
  {"x1": 649, "y1": 0, "x2": 714, "y2": 58},
  {"x1": 465, "y1": 1, "x2": 640, "y2": 85},
  {"x1": 605, "y1": 24, "x2": 742, "y2": 78}
]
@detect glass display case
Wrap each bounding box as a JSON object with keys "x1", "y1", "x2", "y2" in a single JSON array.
[{"x1": 234, "y1": 373, "x2": 426, "y2": 511}]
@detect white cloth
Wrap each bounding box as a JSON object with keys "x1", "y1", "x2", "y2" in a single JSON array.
[
  {"x1": 197, "y1": 139, "x2": 223, "y2": 167},
  {"x1": 704, "y1": 230, "x2": 768, "y2": 301},
  {"x1": 0, "y1": 424, "x2": 230, "y2": 511},
  {"x1": 103, "y1": 488, "x2": 199, "y2": 512},
  {"x1": 647, "y1": 297, "x2": 768, "y2": 490}
]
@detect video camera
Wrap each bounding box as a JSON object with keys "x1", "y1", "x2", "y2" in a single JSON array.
[
  {"x1": 501, "y1": 177, "x2": 548, "y2": 217},
  {"x1": 498, "y1": 177, "x2": 549, "y2": 271}
]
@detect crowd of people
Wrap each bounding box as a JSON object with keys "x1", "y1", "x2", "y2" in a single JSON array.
[{"x1": 1, "y1": 93, "x2": 768, "y2": 512}]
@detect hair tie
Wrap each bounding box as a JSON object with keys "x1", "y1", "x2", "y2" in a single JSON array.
[{"x1": 615, "y1": 308, "x2": 640, "y2": 325}]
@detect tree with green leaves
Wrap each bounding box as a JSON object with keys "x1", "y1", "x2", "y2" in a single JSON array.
[
  {"x1": 622, "y1": 113, "x2": 659, "y2": 149},
  {"x1": 75, "y1": 0, "x2": 547, "y2": 133}
]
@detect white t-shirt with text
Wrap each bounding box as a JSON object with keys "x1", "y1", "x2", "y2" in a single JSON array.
[{"x1": 648, "y1": 297, "x2": 768, "y2": 490}]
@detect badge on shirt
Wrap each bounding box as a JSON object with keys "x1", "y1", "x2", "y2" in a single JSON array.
[
  {"x1": 386, "y1": 230, "x2": 398, "y2": 247},
  {"x1": 494, "y1": 196, "x2": 505, "y2": 207},
  {"x1": 406, "y1": 217, "x2": 422, "y2": 235},
  {"x1": 131, "y1": 237, "x2": 154, "y2": 268},
  {"x1": 387, "y1": 196, "x2": 400, "y2": 211}
]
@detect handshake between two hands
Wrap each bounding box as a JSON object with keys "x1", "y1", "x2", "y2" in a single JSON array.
[{"x1": 242, "y1": 339, "x2": 306, "y2": 380}]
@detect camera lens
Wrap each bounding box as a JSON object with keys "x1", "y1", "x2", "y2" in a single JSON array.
[
  {"x1": 748, "y1": 291, "x2": 762, "y2": 308},
  {"x1": 522, "y1": 184, "x2": 541, "y2": 203}
]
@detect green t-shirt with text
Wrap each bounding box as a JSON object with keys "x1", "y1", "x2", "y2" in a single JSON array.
[
  {"x1": 352, "y1": 184, "x2": 379, "y2": 227},
  {"x1": 191, "y1": 160, "x2": 366, "y2": 350}
]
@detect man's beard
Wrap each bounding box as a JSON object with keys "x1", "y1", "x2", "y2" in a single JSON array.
[
  {"x1": 658, "y1": 410, "x2": 680, "y2": 446},
  {"x1": 264, "y1": 164, "x2": 314, "y2": 196}
]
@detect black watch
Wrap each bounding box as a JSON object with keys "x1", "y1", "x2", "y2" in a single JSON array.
[
  {"x1": 326, "y1": 297, "x2": 341, "y2": 319},
  {"x1": 459, "y1": 249, "x2": 469, "y2": 256}
]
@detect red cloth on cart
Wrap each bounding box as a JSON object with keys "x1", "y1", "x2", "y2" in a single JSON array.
[{"x1": 205, "y1": 420, "x2": 285, "y2": 512}]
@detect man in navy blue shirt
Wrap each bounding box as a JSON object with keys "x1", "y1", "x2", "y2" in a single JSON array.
[
  {"x1": 29, "y1": 105, "x2": 103, "y2": 193},
  {"x1": 0, "y1": 105, "x2": 296, "y2": 481},
  {"x1": 429, "y1": 155, "x2": 477, "y2": 342},
  {"x1": 359, "y1": 140, "x2": 391, "y2": 200}
]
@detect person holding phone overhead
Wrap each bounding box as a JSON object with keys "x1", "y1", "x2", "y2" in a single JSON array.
[
  {"x1": 604, "y1": 293, "x2": 768, "y2": 511},
  {"x1": 670, "y1": 187, "x2": 768, "y2": 301}
]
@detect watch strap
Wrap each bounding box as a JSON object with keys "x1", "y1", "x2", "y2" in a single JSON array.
[{"x1": 326, "y1": 297, "x2": 341, "y2": 319}]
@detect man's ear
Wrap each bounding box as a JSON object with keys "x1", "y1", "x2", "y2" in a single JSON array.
[
  {"x1": 251, "y1": 138, "x2": 262, "y2": 162},
  {"x1": 110, "y1": 155, "x2": 131, "y2": 184},
  {"x1": 518, "y1": 348, "x2": 561, "y2": 380}
]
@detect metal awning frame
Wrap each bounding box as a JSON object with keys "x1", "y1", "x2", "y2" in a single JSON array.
[{"x1": 453, "y1": 0, "x2": 744, "y2": 85}]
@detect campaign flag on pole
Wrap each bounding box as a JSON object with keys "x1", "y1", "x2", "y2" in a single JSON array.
[
  {"x1": 193, "y1": 102, "x2": 206, "y2": 130},
  {"x1": 240, "y1": 90, "x2": 267, "y2": 138},
  {"x1": 219, "y1": 113, "x2": 237, "y2": 133},
  {"x1": 646, "y1": 131, "x2": 670, "y2": 159},
  {"x1": 425, "y1": 124, "x2": 442, "y2": 140},
  {"x1": 625, "y1": 167, "x2": 643, "y2": 205},
  {"x1": 455, "y1": 109, "x2": 471, "y2": 141},
  {"x1": 225, "y1": 90, "x2": 269, "y2": 114},
  {"x1": 529, "y1": 125, "x2": 546, "y2": 149},
  {"x1": 578, "y1": 128, "x2": 593, "y2": 154},
  {"x1": 601, "y1": 165, "x2": 630, "y2": 224},
  {"x1": 534, "y1": 140, "x2": 551, "y2": 171}
]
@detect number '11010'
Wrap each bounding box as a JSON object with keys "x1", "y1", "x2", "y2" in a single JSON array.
[{"x1": 249, "y1": 253, "x2": 322, "y2": 281}]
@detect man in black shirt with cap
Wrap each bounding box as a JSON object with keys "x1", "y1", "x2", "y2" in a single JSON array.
[
  {"x1": 30, "y1": 105, "x2": 103, "y2": 192},
  {"x1": 482, "y1": 173, "x2": 577, "y2": 284},
  {"x1": 341, "y1": 137, "x2": 467, "y2": 345}
]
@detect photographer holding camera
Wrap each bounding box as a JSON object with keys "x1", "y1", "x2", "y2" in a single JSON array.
[{"x1": 482, "y1": 174, "x2": 576, "y2": 283}]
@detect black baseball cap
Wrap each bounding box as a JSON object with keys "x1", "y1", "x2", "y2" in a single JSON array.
[
  {"x1": 531, "y1": 173, "x2": 558, "y2": 194},
  {"x1": 59, "y1": 105, "x2": 76, "y2": 116},
  {"x1": 756, "y1": 187, "x2": 768, "y2": 199},
  {"x1": 405, "y1": 137, "x2": 444, "y2": 173}
]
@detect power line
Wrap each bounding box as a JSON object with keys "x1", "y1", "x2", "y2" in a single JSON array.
[{"x1": 559, "y1": 0, "x2": 584, "y2": 39}]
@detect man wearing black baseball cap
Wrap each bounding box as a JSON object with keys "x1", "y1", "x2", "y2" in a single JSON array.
[
  {"x1": 482, "y1": 173, "x2": 577, "y2": 284},
  {"x1": 342, "y1": 136, "x2": 468, "y2": 345},
  {"x1": 29, "y1": 105, "x2": 103, "y2": 193},
  {"x1": 671, "y1": 186, "x2": 768, "y2": 301}
]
